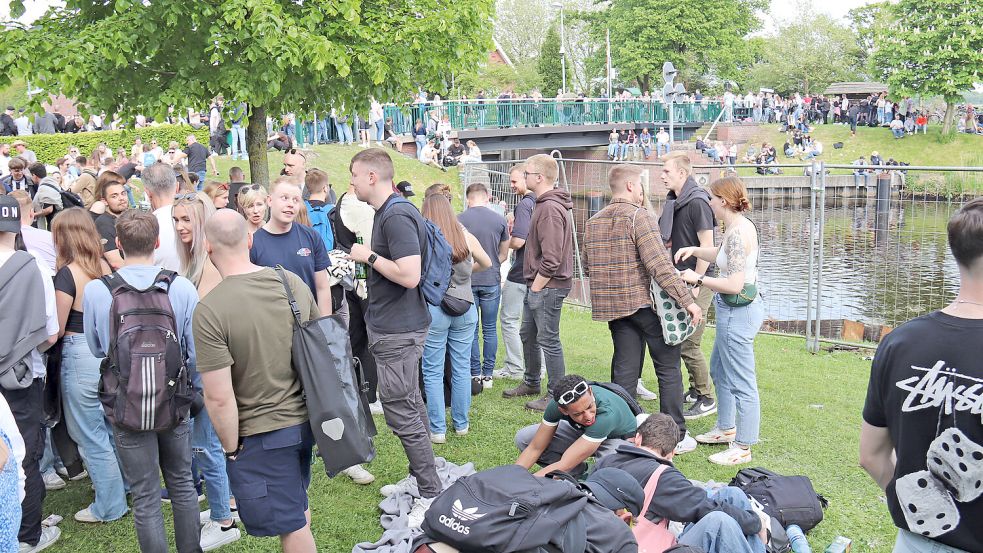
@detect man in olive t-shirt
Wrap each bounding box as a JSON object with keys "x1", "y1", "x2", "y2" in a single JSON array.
[{"x1": 194, "y1": 210, "x2": 319, "y2": 549}]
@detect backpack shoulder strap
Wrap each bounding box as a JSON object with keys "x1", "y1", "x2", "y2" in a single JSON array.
[
  {"x1": 0, "y1": 250, "x2": 36, "y2": 285},
  {"x1": 154, "y1": 269, "x2": 177, "y2": 291},
  {"x1": 100, "y1": 273, "x2": 135, "y2": 296}
]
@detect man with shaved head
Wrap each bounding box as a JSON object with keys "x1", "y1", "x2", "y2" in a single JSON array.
[{"x1": 194, "y1": 210, "x2": 320, "y2": 552}]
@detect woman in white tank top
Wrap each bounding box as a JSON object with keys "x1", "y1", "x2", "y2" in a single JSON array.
[{"x1": 674, "y1": 175, "x2": 764, "y2": 466}]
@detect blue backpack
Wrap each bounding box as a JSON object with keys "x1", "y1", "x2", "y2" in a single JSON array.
[
  {"x1": 305, "y1": 200, "x2": 335, "y2": 251},
  {"x1": 388, "y1": 197, "x2": 452, "y2": 306}
]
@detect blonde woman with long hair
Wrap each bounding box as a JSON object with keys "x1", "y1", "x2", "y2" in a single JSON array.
[
  {"x1": 172, "y1": 191, "x2": 221, "y2": 297},
  {"x1": 51, "y1": 208, "x2": 127, "y2": 523}
]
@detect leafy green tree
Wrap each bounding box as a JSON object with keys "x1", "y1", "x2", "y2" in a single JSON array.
[
  {"x1": 746, "y1": 13, "x2": 865, "y2": 95},
  {"x1": 847, "y1": 1, "x2": 892, "y2": 75},
  {"x1": 584, "y1": 0, "x2": 764, "y2": 93},
  {"x1": 872, "y1": 0, "x2": 983, "y2": 135},
  {"x1": 538, "y1": 25, "x2": 564, "y2": 96},
  {"x1": 1, "y1": 0, "x2": 494, "y2": 184},
  {"x1": 455, "y1": 61, "x2": 543, "y2": 96}
]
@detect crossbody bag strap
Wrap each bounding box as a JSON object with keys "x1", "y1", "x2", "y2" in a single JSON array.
[
  {"x1": 273, "y1": 266, "x2": 303, "y2": 325},
  {"x1": 639, "y1": 463, "x2": 669, "y2": 522}
]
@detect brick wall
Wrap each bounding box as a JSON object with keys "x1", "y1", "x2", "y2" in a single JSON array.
[{"x1": 715, "y1": 123, "x2": 761, "y2": 143}]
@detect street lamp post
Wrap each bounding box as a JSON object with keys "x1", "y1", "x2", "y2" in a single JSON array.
[
  {"x1": 551, "y1": 2, "x2": 566, "y2": 94},
  {"x1": 662, "y1": 62, "x2": 686, "y2": 146}
]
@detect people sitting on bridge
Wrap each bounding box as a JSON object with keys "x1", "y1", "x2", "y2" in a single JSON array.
[
  {"x1": 639, "y1": 128, "x2": 653, "y2": 159},
  {"x1": 443, "y1": 138, "x2": 466, "y2": 167},
  {"x1": 607, "y1": 129, "x2": 619, "y2": 161}
]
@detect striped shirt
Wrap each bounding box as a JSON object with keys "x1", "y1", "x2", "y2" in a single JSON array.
[{"x1": 583, "y1": 198, "x2": 693, "y2": 322}]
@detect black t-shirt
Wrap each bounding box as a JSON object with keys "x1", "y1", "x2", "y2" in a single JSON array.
[
  {"x1": 95, "y1": 212, "x2": 119, "y2": 253},
  {"x1": 668, "y1": 188, "x2": 715, "y2": 272},
  {"x1": 53, "y1": 266, "x2": 85, "y2": 334},
  {"x1": 507, "y1": 193, "x2": 536, "y2": 284},
  {"x1": 367, "y1": 194, "x2": 431, "y2": 334},
  {"x1": 184, "y1": 142, "x2": 210, "y2": 173},
  {"x1": 862, "y1": 311, "x2": 983, "y2": 551},
  {"x1": 447, "y1": 144, "x2": 465, "y2": 157}
]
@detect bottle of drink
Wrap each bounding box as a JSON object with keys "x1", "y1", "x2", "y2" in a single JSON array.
[
  {"x1": 824, "y1": 536, "x2": 852, "y2": 553},
  {"x1": 354, "y1": 236, "x2": 367, "y2": 280},
  {"x1": 786, "y1": 525, "x2": 811, "y2": 553}
]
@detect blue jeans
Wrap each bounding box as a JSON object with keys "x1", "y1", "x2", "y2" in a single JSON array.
[
  {"x1": 191, "y1": 373, "x2": 232, "y2": 523},
  {"x1": 678, "y1": 487, "x2": 765, "y2": 553},
  {"x1": 341, "y1": 123, "x2": 354, "y2": 144},
  {"x1": 877, "y1": 107, "x2": 886, "y2": 124},
  {"x1": 230, "y1": 124, "x2": 247, "y2": 159},
  {"x1": 61, "y1": 335, "x2": 128, "y2": 521},
  {"x1": 318, "y1": 120, "x2": 330, "y2": 143},
  {"x1": 709, "y1": 296, "x2": 765, "y2": 446},
  {"x1": 642, "y1": 144, "x2": 652, "y2": 158},
  {"x1": 854, "y1": 173, "x2": 870, "y2": 187},
  {"x1": 470, "y1": 284, "x2": 501, "y2": 377},
  {"x1": 415, "y1": 135, "x2": 428, "y2": 161},
  {"x1": 607, "y1": 143, "x2": 618, "y2": 158},
  {"x1": 195, "y1": 170, "x2": 206, "y2": 190},
  {"x1": 618, "y1": 143, "x2": 628, "y2": 158},
  {"x1": 124, "y1": 184, "x2": 136, "y2": 207},
  {"x1": 422, "y1": 303, "x2": 478, "y2": 434},
  {"x1": 894, "y1": 529, "x2": 969, "y2": 553},
  {"x1": 892, "y1": 127, "x2": 904, "y2": 138},
  {"x1": 374, "y1": 120, "x2": 385, "y2": 142},
  {"x1": 657, "y1": 142, "x2": 669, "y2": 157},
  {"x1": 39, "y1": 429, "x2": 63, "y2": 475}
]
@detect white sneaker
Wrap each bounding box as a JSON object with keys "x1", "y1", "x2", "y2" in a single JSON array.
[
  {"x1": 636, "y1": 379, "x2": 658, "y2": 401},
  {"x1": 430, "y1": 433, "x2": 446, "y2": 444},
  {"x1": 42, "y1": 471, "x2": 66, "y2": 491},
  {"x1": 199, "y1": 509, "x2": 241, "y2": 525},
  {"x1": 68, "y1": 469, "x2": 89, "y2": 482},
  {"x1": 380, "y1": 478, "x2": 418, "y2": 498},
  {"x1": 19, "y1": 526, "x2": 60, "y2": 553},
  {"x1": 341, "y1": 464, "x2": 376, "y2": 485},
  {"x1": 708, "y1": 443, "x2": 753, "y2": 466},
  {"x1": 695, "y1": 427, "x2": 737, "y2": 445},
  {"x1": 74, "y1": 507, "x2": 103, "y2": 523},
  {"x1": 455, "y1": 426, "x2": 469, "y2": 436},
  {"x1": 482, "y1": 376, "x2": 493, "y2": 389},
  {"x1": 493, "y1": 368, "x2": 523, "y2": 380},
  {"x1": 407, "y1": 496, "x2": 435, "y2": 529},
  {"x1": 200, "y1": 520, "x2": 241, "y2": 551},
  {"x1": 369, "y1": 400, "x2": 384, "y2": 415},
  {"x1": 674, "y1": 432, "x2": 697, "y2": 455}
]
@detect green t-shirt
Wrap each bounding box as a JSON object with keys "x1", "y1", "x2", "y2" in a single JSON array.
[
  {"x1": 543, "y1": 385, "x2": 637, "y2": 442},
  {"x1": 193, "y1": 267, "x2": 318, "y2": 437}
]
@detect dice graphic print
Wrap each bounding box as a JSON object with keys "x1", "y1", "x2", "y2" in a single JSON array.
[
  {"x1": 895, "y1": 470, "x2": 960, "y2": 538},
  {"x1": 927, "y1": 427, "x2": 983, "y2": 502}
]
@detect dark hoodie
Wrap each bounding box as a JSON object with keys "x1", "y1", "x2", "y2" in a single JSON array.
[
  {"x1": 657, "y1": 176, "x2": 715, "y2": 272},
  {"x1": 595, "y1": 443, "x2": 761, "y2": 536},
  {"x1": 523, "y1": 187, "x2": 574, "y2": 289}
]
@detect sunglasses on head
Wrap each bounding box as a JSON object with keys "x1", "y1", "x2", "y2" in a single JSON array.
[
  {"x1": 237, "y1": 184, "x2": 264, "y2": 195},
  {"x1": 557, "y1": 381, "x2": 590, "y2": 406},
  {"x1": 174, "y1": 193, "x2": 201, "y2": 202}
]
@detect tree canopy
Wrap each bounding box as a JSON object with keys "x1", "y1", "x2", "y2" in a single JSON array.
[
  {"x1": 871, "y1": 0, "x2": 982, "y2": 134},
  {"x1": 1, "y1": 0, "x2": 494, "y2": 183},
  {"x1": 538, "y1": 25, "x2": 564, "y2": 96}
]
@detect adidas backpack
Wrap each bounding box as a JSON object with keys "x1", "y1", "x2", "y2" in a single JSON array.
[
  {"x1": 305, "y1": 200, "x2": 335, "y2": 251},
  {"x1": 389, "y1": 197, "x2": 453, "y2": 306},
  {"x1": 99, "y1": 270, "x2": 194, "y2": 432}
]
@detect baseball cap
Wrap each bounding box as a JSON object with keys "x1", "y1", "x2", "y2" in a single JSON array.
[
  {"x1": 582, "y1": 467, "x2": 644, "y2": 517},
  {"x1": 5, "y1": 106, "x2": 14, "y2": 111},
  {"x1": 0, "y1": 195, "x2": 22, "y2": 233},
  {"x1": 396, "y1": 181, "x2": 415, "y2": 197}
]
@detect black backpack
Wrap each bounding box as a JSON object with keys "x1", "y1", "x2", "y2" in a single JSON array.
[
  {"x1": 421, "y1": 465, "x2": 589, "y2": 553},
  {"x1": 590, "y1": 381, "x2": 644, "y2": 417},
  {"x1": 40, "y1": 181, "x2": 84, "y2": 211},
  {"x1": 730, "y1": 467, "x2": 828, "y2": 533}
]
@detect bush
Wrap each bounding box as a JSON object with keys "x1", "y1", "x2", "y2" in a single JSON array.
[{"x1": 0, "y1": 125, "x2": 210, "y2": 165}]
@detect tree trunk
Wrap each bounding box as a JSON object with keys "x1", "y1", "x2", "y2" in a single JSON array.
[
  {"x1": 941, "y1": 101, "x2": 955, "y2": 136},
  {"x1": 247, "y1": 104, "x2": 270, "y2": 186},
  {"x1": 640, "y1": 75, "x2": 650, "y2": 94}
]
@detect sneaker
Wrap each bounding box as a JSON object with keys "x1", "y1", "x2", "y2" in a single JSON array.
[
  {"x1": 42, "y1": 471, "x2": 66, "y2": 491},
  {"x1": 19, "y1": 526, "x2": 60, "y2": 553},
  {"x1": 683, "y1": 388, "x2": 699, "y2": 405},
  {"x1": 55, "y1": 467, "x2": 69, "y2": 478},
  {"x1": 708, "y1": 443, "x2": 753, "y2": 466},
  {"x1": 683, "y1": 396, "x2": 717, "y2": 420},
  {"x1": 455, "y1": 426, "x2": 469, "y2": 436},
  {"x1": 341, "y1": 464, "x2": 376, "y2": 485},
  {"x1": 636, "y1": 379, "x2": 658, "y2": 401},
  {"x1": 674, "y1": 432, "x2": 697, "y2": 455},
  {"x1": 68, "y1": 469, "x2": 89, "y2": 482},
  {"x1": 369, "y1": 400, "x2": 384, "y2": 415},
  {"x1": 503, "y1": 382, "x2": 540, "y2": 398},
  {"x1": 199, "y1": 508, "x2": 241, "y2": 525},
  {"x1": 430, "y1": 433, "x2": 446, "y2": 444},
  {"x1": 200, "y1": 520, "x2": 241, "y2": 551},
  {"x1": 407, "y1": 496, "x2": 435, "y2": 529},
  {"x1": 525, "y1": 396, "x2": 550, "y2": 411},
  {"x1": 74, "y1": 507, "x2": 104, "y2": 523},
  {"x1": 482, "y1": 376, "x2": 493, "y2": 389},
  {"x1": 162, "y1": 480, "x2": 205, "y2": 503},
  {"x1": 493, "y1": 368, "x2": 523, "y2": 380},
  {"x1": 380, "y1": 478, "x2": 418, "y2": 498},
  {"x1": 695, "y1": 427, "x2": 737, "y2": 445}
]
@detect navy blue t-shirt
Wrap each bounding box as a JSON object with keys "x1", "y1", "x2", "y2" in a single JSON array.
[
  {"x1": 249, "y1": 224, "x2": 330, "y2": 300},
  {"x1": 458, "y1": 206, "x2": 508, "y2": 287}
]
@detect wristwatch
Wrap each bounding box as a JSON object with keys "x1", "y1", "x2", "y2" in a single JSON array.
[
  {"x1": 367, "y1": 253, "x2": 379, "y2": 265},
  {"x1": 224, "y1": 440, "x2": 244, "y2": 460},
  {"x1": 696, "y1": 276, "x2": 704, "y2": 288}
]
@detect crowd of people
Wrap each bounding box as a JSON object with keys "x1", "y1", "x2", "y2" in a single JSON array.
[{"x1": 0, "y1": 136, "x2": 979, "y2": 553}]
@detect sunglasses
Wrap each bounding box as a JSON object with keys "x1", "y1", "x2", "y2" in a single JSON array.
[
  {"x1": 237, "y1": 184, "x2": 264, "y2": 195},
  {"x1": 174, "y1": 193, "x2": 201, "y2": 202},
  {"x1": 557, "y1": 381, "x2": 590, "y2": 406}
]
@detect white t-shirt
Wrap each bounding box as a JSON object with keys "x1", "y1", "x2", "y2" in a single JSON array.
[
  {"x1": 153, "y1": 204, "x2": 182, "y2": 271},
  {"x1": 0, "y1": 249, "x2": 58, "y2": 378},
  {"x1": 20, "y1": 225, "x2": 56, "y2": 272},
  {"x1": 656, "y1": 131, "x2": 670, "y2": 144},
  {"x1": 0, "y1": 394, "x2": 25, "y2": 502}
]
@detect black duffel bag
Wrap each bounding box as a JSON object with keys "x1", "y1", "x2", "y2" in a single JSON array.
[
  {"x1": 730, "y1": 467, "x2": 828, "y2": 533},
  {"x1": 275, "y1": 267, "x2": 377, "y2": 477}
]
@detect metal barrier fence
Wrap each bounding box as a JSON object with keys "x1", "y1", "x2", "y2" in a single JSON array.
[
  {"x1": 459, "y1": 156, "x2": 983, "y2": 350},
  {"x1": 385, "y1": 100, "x2": 722, "y2": 134}
]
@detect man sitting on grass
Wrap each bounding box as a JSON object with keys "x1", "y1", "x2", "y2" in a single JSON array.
[
  {"x1": 514, "y1": 375, "x2": 638, "y2": 477},
  {"x1": 596, "y1": 413, "x2": 769, "y2": 553}
]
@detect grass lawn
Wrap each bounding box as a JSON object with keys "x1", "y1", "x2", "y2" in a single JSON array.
[
  {"x1": 41, "y1": 309, "x2": 896, "y2": 552},
  {"x1": 736, "y1": 124, "x2": 983, "y2": 194}
]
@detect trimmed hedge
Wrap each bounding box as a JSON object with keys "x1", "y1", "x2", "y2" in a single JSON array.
[{"x1": 0, "y1": 125, "x2": 210, "y2": 165}]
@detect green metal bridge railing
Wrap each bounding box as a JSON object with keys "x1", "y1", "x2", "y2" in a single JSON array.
[{"x1": 383, "y1": 100, "x2": 723, "y2": 135}]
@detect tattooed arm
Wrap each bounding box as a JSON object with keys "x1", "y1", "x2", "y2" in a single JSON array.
[{"x1": 679, "y1": 226, "x2": 749, "y2": 294}]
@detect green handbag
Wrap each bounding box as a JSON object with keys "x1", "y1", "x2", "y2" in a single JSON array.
[{"x1": 720, "y1": 283, "x2": 758, "y2": 308}]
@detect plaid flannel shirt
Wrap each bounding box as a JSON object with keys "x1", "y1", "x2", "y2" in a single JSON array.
[{"x1": 583, "y1": 198, "x2": 694, "y2": 322}]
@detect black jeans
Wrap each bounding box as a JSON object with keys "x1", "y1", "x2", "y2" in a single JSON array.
[
  {"x1": 2, "y1": 378, "x2": 46, "y2": 545},
  {"x1": 608, "y1": 308, "x2": 686, "y2": 437}
]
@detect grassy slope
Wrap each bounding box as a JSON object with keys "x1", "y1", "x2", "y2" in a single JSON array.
[
  {"x1": 41, "y1": 310, "x2": 895, "y2": 552},
  {"x1": 736, "y1": 124, "x2": 983, "y2": 194},
  {"x1": 0, "y1": 77, "x2": 28, "y2": 110}
]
